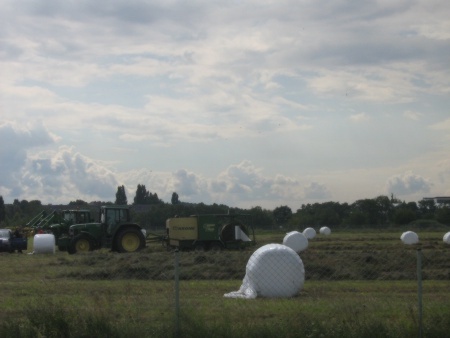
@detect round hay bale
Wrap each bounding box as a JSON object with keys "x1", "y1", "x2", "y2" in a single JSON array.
[
  {"x1": 443, "y1": 232, "x2": 450, "y2": 244},
  {"x1": 400, "y1": 231, "x2": 419, "y2": 245},
  {"x1": 224, "y1": 244, "x2": 304, "y2": 299},
  {"x1": 33, "y1": 234, "x2": 56, "y2": 254},
  {"x1": 283, "y1": 231, "x2": 308, "y2": 253},
  {"x1": 303, "y1": 227, "x2": 316, "y2": 239},
  {"x1": 319, "y1": 226, "x2": 331, "y2": 235}
]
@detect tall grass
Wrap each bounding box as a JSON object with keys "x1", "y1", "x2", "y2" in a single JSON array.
[{"x1": 0, "y1": 299, "x2": 169, "y2": 338}]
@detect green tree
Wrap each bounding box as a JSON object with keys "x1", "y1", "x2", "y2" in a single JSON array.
[
  {"x1": 148, "y1": 192, "x2": 162, "y2": 204},
  {"x1": 13, "y1": 199, "x2": 20, "y2": 208},
  {"x1": 20, "y1": 199, "x2": 29, "y2": 210},
  {"x1": 69, "y1": 199, "x2": 88, "y2": 206},
  {"x1": 291, "y1": 204, "x2": 316, "y2": 227},
  {"x1": 375, "y1": 195, "x2": 394, "y2": 223},
  {"x1": 273, "y1": 205, "x2": 292, "y2": 226},
  {"x1": 344, "y1": 211, "x2": 367, "y2": 226},
  {"x1": 393, "y1": 208, "x2": 417, "y2": 225},
  {"x1": 351, "y1": 198, "x2": 387, "y2": 226},
  {"x1": 249, "y1": 206, "x2": 274, "y2": 228},
  {"x1": 134, "y1": 184, "x2": 162, "y2": 205},
  {"x1": 115, "y1": 185, "x2": 128, "y2": 205},
  {"x1": 0, "y1": 196, "x2": 5, "y2": 222},
  {"x1": 293, "y1": 202, "x2": 350, "y2": 228},
  {"x1": 418, "y1": 199, "x2": 437, "y2": 219},
  {"x1": 435, "y1": 206, "x2": 450, "y2": 225},
  {"x1": 134, "y1": 184, "x2": 149, "y2": 204},
  {"x1": 171, "y1": 192, "x2": 180, "y2": 205}
]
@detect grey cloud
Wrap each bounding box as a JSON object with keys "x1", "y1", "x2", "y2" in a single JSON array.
[
  {"x1": 119, "y1": 161, "x2": 303, "y2": 207},
  {"x1": 224, "y1": 161, "x2": 264, "y2": 189},
  {"x1": 173, "y1": 169, "x2": 204, "y2": 197},
  {"x1": 168, "y1": 161, "x2": 302, "y2": 205},
  {"x1": 22, "y1": 0, "x2": 205, "y2": 27},
  {"x1": 386, "y1": 171, "x2": 431, "y2": 196},
  {"x1": 304, "y1": 182, "x2": 331, "y2": 200},
  {"x1": 61, "y1": 150, "x2": 118, "y2": 198},
  {"x1": 2, "y1": 1, "x2": 449, "y2": 208},
  {"x1": 308, "y1": 35, "x2": 450, "y2": 68},
  {"x1": 0, "y1": 121, "x2": 55, "y2": 149},
  {"x1": 0, "y1": 121, "x2": 56, "y2": 189},
  {"x1": 2, "y1": 144, "x2": 118, "y2": 203}
]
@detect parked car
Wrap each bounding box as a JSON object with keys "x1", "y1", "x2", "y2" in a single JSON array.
[{"x1": 0, "y1": 229, "x2": 28, "y2": 253}]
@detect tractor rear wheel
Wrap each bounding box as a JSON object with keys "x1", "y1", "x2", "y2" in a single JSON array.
[
  {"x1": 68, "y1": 234, "x2": 94, "y2": 254},
  {"x1": 116, "y1": 228, "x2": 146, "y2": 253}
]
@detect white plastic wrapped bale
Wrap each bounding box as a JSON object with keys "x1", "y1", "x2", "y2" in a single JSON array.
[
  {"x1": 400, "y1": 231, "x2": 419, "y2": 245},
  {"x1": 224, "y1": 244, "x2": 305, "y2": 299},
  {"x1": 303, "y1": 227, "x2": 316, "y2": 239},
  {"x1": 443, "y1": 232, "x2": 450, "y2": 244},
  {"x1": 33, "y1": 234, "x2": 56, "y2": 254},
  {"x1": 283, "y1": 231, "x2": 308, "y2": 253},
  {"x1": 319, "y1": 226, "x2": 331, "y2": 235}
]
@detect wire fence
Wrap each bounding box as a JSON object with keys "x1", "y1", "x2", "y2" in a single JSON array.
[
  {"x1": 173, "y1": 245, "x2": 449, "y2": 337},
  {"x1": 1, "y1": 230, "x2": 449, "y2": 337}
]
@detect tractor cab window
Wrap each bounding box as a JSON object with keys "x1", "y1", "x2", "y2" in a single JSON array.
[
  {"x1": 104, "y1": 208, "x2": 129, "y2": 227},
  {"x1": 63, "y1": 212, "x2": 75, "y2": 222},
  {"x1": 77, "y1": 213, "x2": 87, "y2": 223},
  {"x1": 103, "y1": 208, "x2": 129, "y2": 235},
  {"x1": 107, "y1": 211, "x2": 115, "y2": 226}
]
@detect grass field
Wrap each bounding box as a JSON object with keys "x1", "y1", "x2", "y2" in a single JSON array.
[{"x1": 0, "y1": 227, "x2": 449, "y2": 337}]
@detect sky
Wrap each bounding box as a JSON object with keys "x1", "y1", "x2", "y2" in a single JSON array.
[{"x1": 1, "y1": 0, "x2": 450, "y2": 210}]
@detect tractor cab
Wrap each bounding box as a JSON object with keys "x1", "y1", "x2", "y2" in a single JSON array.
[
  {"x1": 100, "y1": 206, "x2": 130, "y2": 235},
  {"x1": 62, "y1": 210, "x2": 91, "y2": 224}
]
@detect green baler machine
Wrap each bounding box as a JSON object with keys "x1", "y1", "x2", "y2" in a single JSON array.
[{"x1": 166, "y1": 213, "x2": 255, "y2": 251}]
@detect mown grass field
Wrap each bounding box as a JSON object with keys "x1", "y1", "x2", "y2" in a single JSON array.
[{"x1": 0, "y1": 227, "x2": 449, "y2": 337}]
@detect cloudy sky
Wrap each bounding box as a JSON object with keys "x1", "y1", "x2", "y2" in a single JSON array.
[{"x1": 1, "y1": 0, "x2": 449, "y2": 209}]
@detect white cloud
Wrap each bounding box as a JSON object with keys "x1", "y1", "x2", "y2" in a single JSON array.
[
  {"x1": 430, "y1": 118, "x2": 450, "y2": 131},
  {"x1": 403, "y1": 111, "x2": 422, "y2": 120},
  {"x1": 349, "y1": 112, "x2": 370, "y2": 122}
]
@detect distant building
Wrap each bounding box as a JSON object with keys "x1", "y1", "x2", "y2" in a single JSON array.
[{"x1": 423, "y1": 197, "x2": 450, "y2": 204}]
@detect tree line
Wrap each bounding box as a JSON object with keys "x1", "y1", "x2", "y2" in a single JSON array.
[{"x1": 1, "y1": 186, "x2": 450, "y2": 230}]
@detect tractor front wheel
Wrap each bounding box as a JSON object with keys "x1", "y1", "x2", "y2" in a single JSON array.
[
  {"x1": 68, "y1": 235, "x2": 94, "y2": 254},
  {"x1": 116, "y1": 228, "x2": 146, "y2": 253}
]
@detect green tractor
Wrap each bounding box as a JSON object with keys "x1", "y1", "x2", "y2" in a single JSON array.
[
  {"x1": 48, "y1": 210, "x2": 93, "y2": 251},
  {"x1": 62, "y1": 205, "x2": 146, "y2": 254},
  {"x1": 29, "y1": 209, "x2": 93, "y2": 251}
]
